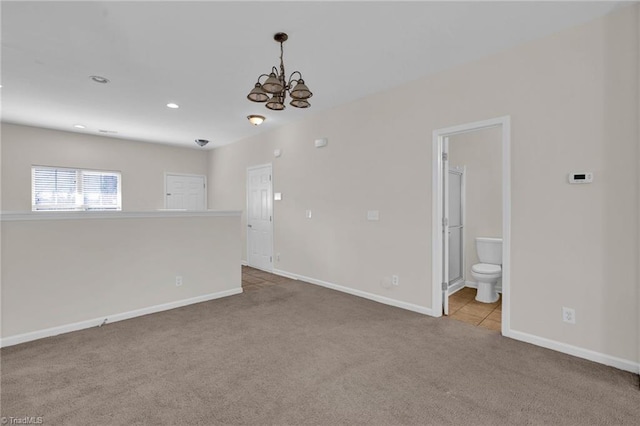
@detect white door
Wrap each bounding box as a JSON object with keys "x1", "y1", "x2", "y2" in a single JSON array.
[
  {"x1": 166, "y1": 174, "x2": 206, "y2": 210},
  {"x1": 247, "y1": 164, "x2": 273, "y2": 271},
  {"x1": 442, "y1": 138, "x2": 450, "y2": 315}
]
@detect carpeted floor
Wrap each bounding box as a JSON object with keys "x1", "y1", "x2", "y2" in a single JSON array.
[{"x1": 1, "y1": 272, "x2": 639, "y2": 425}]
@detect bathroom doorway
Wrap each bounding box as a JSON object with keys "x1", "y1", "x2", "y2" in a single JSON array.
[{"x1": 431, "y1": 116, "x2": 511, "y2": 334}]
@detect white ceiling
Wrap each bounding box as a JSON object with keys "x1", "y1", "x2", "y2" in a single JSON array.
[{"x1": 1, "y1": 1, "x2": 626, "y2": 149}]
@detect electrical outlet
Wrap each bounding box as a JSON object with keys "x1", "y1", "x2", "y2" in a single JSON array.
[
  {"x1": 392, "y1": 275, "x2": 399, "y2": 286},
  {"x1": 176, "y1": 276, "x2": 183, "y2": 287},
  {"x1": 562, "y1": 307, "x2": 575, "y2": 324}
]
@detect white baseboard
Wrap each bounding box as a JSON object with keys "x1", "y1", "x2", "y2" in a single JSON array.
[
  {"x1": 503, "y1": 328, "x2": 639, "y2": 374},
  {"x1": 272, "y1": 269, "x2": 433, "y2": 316},
  {"x1": 241, "y1": 260, "x2": 248, "y2": 266},
  {"x1": 0, "y1": 287, "x2": 243, "y2": 348}
]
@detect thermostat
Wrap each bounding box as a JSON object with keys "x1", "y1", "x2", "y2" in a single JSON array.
[{"x1": 568, "y1": 172, "x2": 593, "y2": 184}]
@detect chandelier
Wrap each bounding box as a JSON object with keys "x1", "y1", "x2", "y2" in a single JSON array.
[{"x1": 247, "y1": 32, "x2": 313, "y2": 110}]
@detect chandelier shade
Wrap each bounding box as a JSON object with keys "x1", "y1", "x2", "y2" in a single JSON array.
[
  {"x1": 247, "y1": 83, "x2": 269, "y2": 103},
  {"x1": 289, "y1": 99, "x2": 310, "y2": 108},
  {"x1": 247, "y1": 32, "x2": 313, "y2": 111},
  {"x1": 290, "y1": 79, "x2": 312, "y2": 100},
  {"x1": 266, "y1": 95, "x2": 286, "y2": 111},
  {"x1": 262, "y1": 72, "x2": 284, "y2": 94}
]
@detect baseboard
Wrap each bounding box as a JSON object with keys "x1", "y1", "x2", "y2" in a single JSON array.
[
  {"x1": 241, "y1": 260, "x2": 248, "y2": 266},
  {"x1": 503, "y1": 328, "x2": 639, "y2": 374},
  {"x1": 0, "y1": 287, "x2": 243, "y2": 348},
  {"x1": 272, "y1": 269, "x2": 433, "y2": 316}
]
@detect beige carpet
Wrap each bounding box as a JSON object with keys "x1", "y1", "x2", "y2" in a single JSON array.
[{"x1": 1, "y1": 277, "x2": 639, "y2": 425}]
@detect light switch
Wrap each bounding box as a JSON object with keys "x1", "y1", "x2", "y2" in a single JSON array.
[
  {"x1": 306, "y1": 210, "x2": 312, "y2": 219},
  {"x1": 367, "y1": 210, "x2": 379, "y2": 221},
  {"x1": 274, "y1": 192, "x2": 282, "y2": 201}
]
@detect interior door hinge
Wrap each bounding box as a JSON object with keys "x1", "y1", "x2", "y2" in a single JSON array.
[
  {"x1": 442, "y1": 217, "x2": 448, "y2": 227},
  {"x1": 270, "y1": 256, "x2": 273, "y2": 263},
  {"x1": 270, "y1": 216, "x2": 272, "y2": 222},
  {"x1": 269, "y1": 175, "x2": 272, "y2": 181},
  {"x1": 442, "y1": 282, "x2": 447, "y2": 291},
  {"x1": 442, "y1": 152, "x2": 448, "y2": 161}
]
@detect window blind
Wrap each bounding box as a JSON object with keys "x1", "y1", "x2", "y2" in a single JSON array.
[{"x1": 32, "y1": 166, "x2": 122, "y2": 211}]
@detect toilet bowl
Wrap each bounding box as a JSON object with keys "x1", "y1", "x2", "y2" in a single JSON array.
[{"x1": 471, "y1": 237, "x2": 502, "y2": 303}]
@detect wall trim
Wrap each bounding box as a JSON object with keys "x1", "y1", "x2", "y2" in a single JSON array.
[
  {"x1": 0, "y1": 210, "x2": 242, "y2": 221},
  {"x1": 503, "y1": 328, "x2": 639, "y2": 374},
  {"x1": 273, "y1": 269, "x2": 433, "y2": 316},
  {"x1": 0, "y1": 287, "x2": 243, "y2": 348}
]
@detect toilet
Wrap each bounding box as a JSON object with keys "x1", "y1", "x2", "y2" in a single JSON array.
[{"x1": 471, "y1": 237, "x2": 502, "y2": 303}]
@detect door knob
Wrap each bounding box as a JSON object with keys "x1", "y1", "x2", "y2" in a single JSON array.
[{"x1": 248, "y1": 224, "x2": 252, "y2": 228}]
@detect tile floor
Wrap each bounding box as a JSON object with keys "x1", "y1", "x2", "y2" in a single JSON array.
[{"x1": 448, "y1": 287, "x2": 501, "y2": 331}]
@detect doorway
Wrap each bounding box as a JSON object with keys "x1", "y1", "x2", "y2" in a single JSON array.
[
  {"x1": 431, "y1": 116, "x2": 511, "y2": 334},
  {"x1": 247, "y1": 164, "x2": 273, "y2": 272},
  {"x1": 165, "y1": 173, "x2": 206, "y2": 210}
]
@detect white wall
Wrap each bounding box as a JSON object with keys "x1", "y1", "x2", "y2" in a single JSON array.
[
  {"x1": 449, "y1": 127, "x2": 502, "y2": 283},
  {"x1": 0, "y1": 123, "x2": 209, "y2": 211},
  {"x1": 208, "y1": 7, "x2": 639, "y2": 367},
  {"x1": 1, "y1": 212, "x2": 242, "y2": 341}
]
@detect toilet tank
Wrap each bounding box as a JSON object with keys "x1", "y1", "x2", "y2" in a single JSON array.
[{"x1": 476, "y1": 237, "x2": 502, "y2": 265}]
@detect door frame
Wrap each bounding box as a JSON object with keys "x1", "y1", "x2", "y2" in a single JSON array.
[
  {"x1": 164, "y1": 172, "x2": 207, "y2": 210},
  {"x1": 431, "y1": 116, "x2": 511, "y2": 334},
  {"x1": 246, "y1": 163, "x2": 274, "y2": 272}
]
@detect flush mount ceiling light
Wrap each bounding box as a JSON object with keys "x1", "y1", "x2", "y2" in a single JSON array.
[
  {"x1": 195, "y1": 139, "x2": 209, "y2": 147},
  {"x1": 73, "y1": 124, "x2": 86, "y2": 129},
  {"x1": 247, "y1": 32, "x2": 313, "y2": 111},
  {"x1": 166, "y1": 103, "x2": 180, "y2": 109},
  {"x1": 89, "y1": 75, "x2": 109, "y2": 84},
  {"x1": 247, "y1": 115, "x2": 266, "y2": 126}
]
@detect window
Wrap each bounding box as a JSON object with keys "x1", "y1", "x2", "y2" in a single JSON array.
[{"x1": 32, "y1": 166, "x2": 122, "y2": 211}]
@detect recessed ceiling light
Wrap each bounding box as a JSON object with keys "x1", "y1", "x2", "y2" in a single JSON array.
[
  {"x1": 73, "y1": 124, "x2": 86, "y2": 129},
  {"x1": 166, "y1": 103, "x2": 180, "y2": 109},
  {"x1": 89, "y1": 75, "x2": 110, "y2": 84},
  {"x1": 195, "y1": 139, "x2": 209, "y2": 147}
]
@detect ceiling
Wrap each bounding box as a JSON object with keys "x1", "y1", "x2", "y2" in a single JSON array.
[{"x1": 1, "y1": 1, "x2": 626, "y2": 149}]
